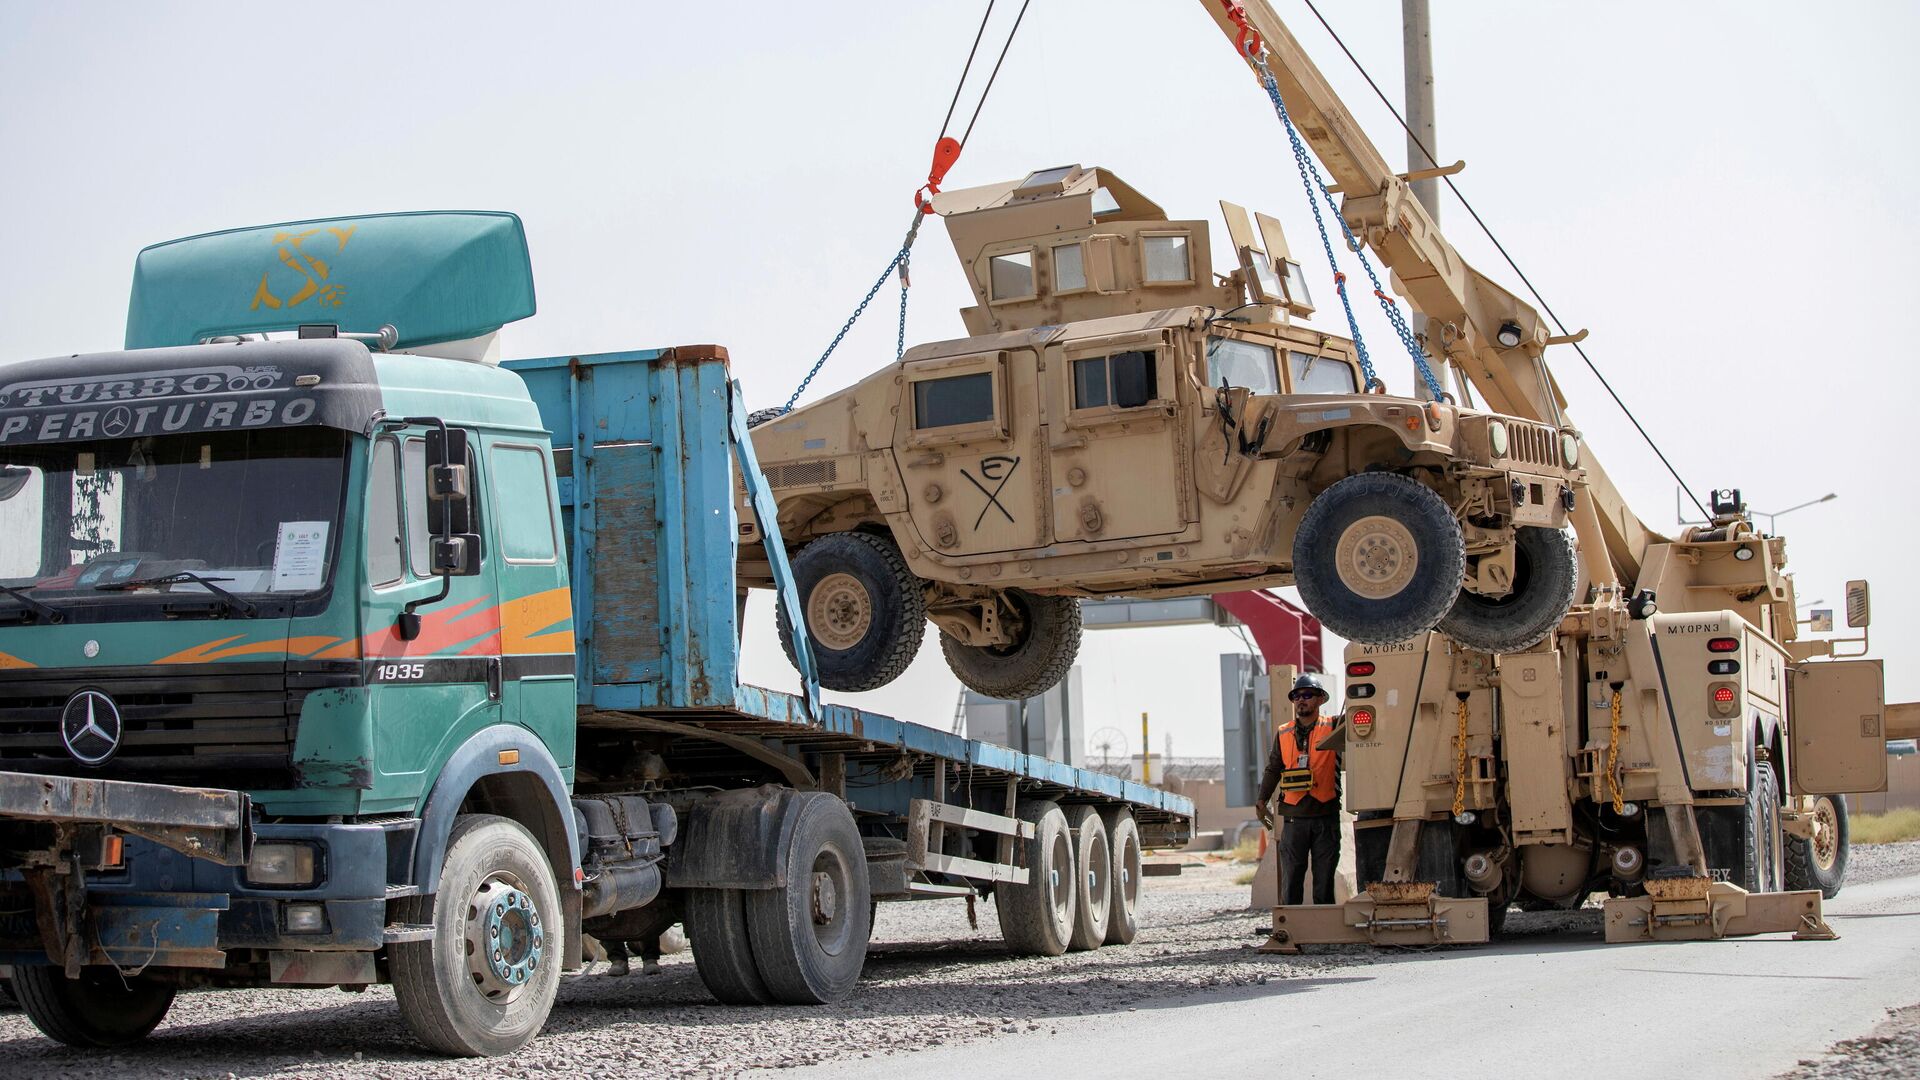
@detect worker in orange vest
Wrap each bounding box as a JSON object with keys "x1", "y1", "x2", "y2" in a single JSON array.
[{"x1": 1257, "y1": 673, "x2": 1342, "y2": 905}]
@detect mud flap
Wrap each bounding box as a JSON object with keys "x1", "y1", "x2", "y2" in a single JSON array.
[
  {"x1": 1260, "y1": 881, "x2": 1490, "y2": 951},
  {"x1": 1601, "y1": 877, "x2": 1835, "y2": 943}
]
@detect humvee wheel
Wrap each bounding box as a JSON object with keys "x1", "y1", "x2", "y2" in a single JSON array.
[
  {"x1": 1292, "y1": 473, "x2": 1465, "y2": 645},
  {"x1": 12, "y1": 966, "x2": 175, "y2": 1048},
  {"x1": 1785, "y1": 794, "x2": 1849, "y2": 899},
  {"x1": 1437, "y1": 526, "x2": 1579, "y2": 653},
  {"x1": 939, "y1": 589, "x2": 1080, "y2": 700},
  {"x1": 779, "y1": 532, "x2": 925, "y2": 692}
]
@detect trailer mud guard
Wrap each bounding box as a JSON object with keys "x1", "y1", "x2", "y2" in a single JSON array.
[{"x1": 668, "y1": 786, "x2": 810, "y2": 890}]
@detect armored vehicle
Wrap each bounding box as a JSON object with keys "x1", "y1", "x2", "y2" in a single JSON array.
[{"x1": 743, "y1": 165, "x2": 1585, "y2": 698}]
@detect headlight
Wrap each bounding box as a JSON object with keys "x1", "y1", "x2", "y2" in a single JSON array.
[
  {"x1": 1487, "y1": 420, "x2": 1509, "y2": 457},
  {"x1": 1560, "y1": 432, "x2": 1581, "y2": 468},
  {"x1": 247, "y1": 842, "x2": 320, "y2": 887}
]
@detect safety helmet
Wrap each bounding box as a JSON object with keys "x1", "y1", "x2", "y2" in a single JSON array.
[{"x1": 1288, "y1": 672, "x2": 1329, "y2": 703}]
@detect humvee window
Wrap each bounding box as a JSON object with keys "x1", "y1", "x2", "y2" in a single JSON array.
[
  {"x1": 1290, "y1": 351, "x2": 1359, "y2": 394},
  {"x1": 1093, "y1": 187, "x2": 1121, "y2": 217},
  {"x1": 914, "y1": 372, "x2": 996, "y2": 429},
  {"x1": 989, "y1": 250, "x2": 1035, "y2": 300},
  {"x1": 1053, "y1": 243, "x2": 1086, "y2": 292},
  {"x1": 1142, "y1": 235, "x2": 1190, "y2": 284},
  {"x1": 1279, "y1": 259, "x2": 1313, "y2": 309},
  {"x1": 1073, "y1": 350, "x2": 1159, "y2": 410},
  {"x1": 1207, "y1": 337, "x2": 1280, "y2": 395}
]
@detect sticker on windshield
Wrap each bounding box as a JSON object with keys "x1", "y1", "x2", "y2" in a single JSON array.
[{"x1": 270, "y1": 521, "x2": 330, "y2": 592}]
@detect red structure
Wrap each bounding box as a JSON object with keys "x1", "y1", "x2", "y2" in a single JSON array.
[{"x1": 1210, "y1": 590, "x2": 1324, "y2": 675}]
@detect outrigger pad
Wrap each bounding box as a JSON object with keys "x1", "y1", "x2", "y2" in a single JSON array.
[
  {"x1": 1602, "y1": 882, "x2": 1835, "y2": 943},
  {"x1": 1259, "y1": 884, "x2": 1490, "y2": 951}
]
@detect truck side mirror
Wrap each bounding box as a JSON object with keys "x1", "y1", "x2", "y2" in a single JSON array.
[
  {"x1": 425, "y1": 426, "x2": 472, "y2": 535},
  {"x1": 432, "y1": 534, "x2": 483, "y2": 577},
  {"x1": 1845, "y1": 579, "x2": 1870, "y2": 628}
]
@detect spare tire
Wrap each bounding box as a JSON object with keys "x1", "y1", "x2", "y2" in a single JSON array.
[
  {"x1": 939, "y1": 590, "x2": 1080, "y2": 700},
  {"x1": 1438, "y1": 526, "x2": 1579, "y2": 654},
  {"x1": 778, "y1": 532, "x2": 926, "y2": 692},
  {"x1": 1292, "y1": 473, "x2": 1465, "y2": 645}
]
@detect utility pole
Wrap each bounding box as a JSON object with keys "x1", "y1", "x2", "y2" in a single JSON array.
[{"x1": 1402, "y1": 0, "x2": 1452, "y2": 401}]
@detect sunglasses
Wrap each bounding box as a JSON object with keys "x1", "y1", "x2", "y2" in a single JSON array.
[{"x1": 1288, "y1": 691, "x2": 1325, "y2": 702}]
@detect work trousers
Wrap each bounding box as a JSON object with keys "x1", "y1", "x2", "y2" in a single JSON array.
[{"x1": 1279, "y1": 813, "x2": 1340, "y2": 906}]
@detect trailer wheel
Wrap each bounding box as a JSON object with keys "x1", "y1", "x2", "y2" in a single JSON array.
[
  {"x1": 687, "y1": 889, "x2": 773, "y2": 1005},
  {"x1": 1437, "y1": 526, "x2": 1578, "y2": 653},
  {"x1": 778, "y1": 532, "x2": 926, "y2": 692},
  {"x1": 1742, "y1": 760, "x2": 1785, "y2": 893},
  {"x1": 12, "y1": 966, "x2": 174, "y2": 1048},
  {"x1": 996, "y1": 800, "x2": 1075, "y2": 956},
  {"x1": 940, "y1": 590, "x2": 1081, "y2": 700},
  {"x1": 1785, "y1": 794, "x2": 1849, "y2": 899},
  {"x1": 1100, "y1": 808, "x2": 1143, "y2": 945},
  {"x1": 1292, "y1": 473, "x2": 1465, "y2": 645},
  {"x1": 390, "y1": 814, "x2": 562, "y2": 1057},
  {"x1": 1063, "y1": 806, "x2": 1112, "y2": 951},
  {"x1": 744, "y1": 793, "x2": 871, "y2": 1004}
]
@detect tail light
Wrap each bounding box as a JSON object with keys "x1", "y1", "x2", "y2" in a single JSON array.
[
  {"x1": 1709, "y1": 681, "x2": 1739, "y2": 718},
  {"x1": 1712, "y1": 686, "x2": 1736, "y2": 703},
  {"x1": 1347, "y1": 661, "x2": 1376, "y2": 677},
  {"x1": 1707, "y1": 637, "x2": 1740, "y2": 653},
  {"x1": 1348, "y1": 683, "x2": 1375, "y2": 699},
  {"x1": 1708, "y1": 659, "x2": 1740, "y2": 675},
  {"x1": 1350, "y1": 706, "x2": 1376, "y2": 739}
]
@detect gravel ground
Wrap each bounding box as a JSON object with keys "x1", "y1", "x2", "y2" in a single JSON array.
[
  {"x1": 1776, "y1": 1004, "x2": 1920, "y2": 1080},
  {"x1": 1847, "y1": 840, "x2": 1920, "y2": 887},
  {"x1": 0, "y1": 857, "x2": 1373, "y2": 1078}
]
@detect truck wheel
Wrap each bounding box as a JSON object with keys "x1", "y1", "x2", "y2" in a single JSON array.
[
  {"x1": 687, "y1": 888, "x2": 773, "y2": 1005},
  {"x1": 1785, "y1": 794, "x2": 1849, "y2": 899},
  {"x1": 778, "y1": 532, "x2": 925, "y2": 692},
  {"x1": 1437, "y1": 526, "x2": 1578, "y2": 653},
  {"x1": 744, "y1": 793, "x2": 872, "y2": 1004},
  {"x1": 995, "y1": 800, "x2": 1075, "y2": 956},
  {"x1": 939, "y1": 590, "x2": 1080, "y2": 700},
  {"x1": 1742, "y1": 759, "x2": 1785, "y2": 893},
  {"x1": 12, "y1": 966, "x2": 175, "y2": 1048},
  {"x1": 391, "y1": 814, "x2": 562, "y2": 1057},
  {"x1": 1063, "y1": 806, "x2": 1112, "y2": 951},
  {"x1": 1292, "y1": 473, "x2": 1465, "y2": 646},
  {"x1": 1100, "y1": 808, "x2": 1143, "y2": 945}
]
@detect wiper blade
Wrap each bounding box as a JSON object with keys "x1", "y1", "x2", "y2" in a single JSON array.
[
  {"x1": 0, "y1": 583, "x2": 62, "y2": 624},
  {"x1": 97, "y1": 572, "x2": 260, "y2": 618}
]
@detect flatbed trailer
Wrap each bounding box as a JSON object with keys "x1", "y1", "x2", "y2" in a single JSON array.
[{"x1": 0, "y1": 213, "x2": 1189, "y2": 1057}]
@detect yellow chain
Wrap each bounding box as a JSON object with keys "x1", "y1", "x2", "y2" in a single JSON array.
[
  {"x1": 1451, "y1": 696, "x2": 1470, "y2": 816},
  {"x1": 1605, "y1": 687, "x2": 1626, "y2": 813}
]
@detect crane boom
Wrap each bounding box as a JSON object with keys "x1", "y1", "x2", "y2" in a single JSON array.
[{"x1": 1200, "y1": 0, "x2": 1667, "y2": 588}]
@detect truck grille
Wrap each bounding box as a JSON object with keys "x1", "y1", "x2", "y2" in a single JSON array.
[
  {"x1": 1507, "y1": 422, "x2": 1562, "y2": 469},
  {"x1": 0, "y1": 662, "x2": 338, "y2": 790}
]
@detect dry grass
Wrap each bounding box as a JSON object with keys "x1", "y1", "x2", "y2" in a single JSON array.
[
  {"x1": 1230, "y1": 833, "x2": 1263, "y2": 864},
  {"x1": 1852, "y1": 807, "x2": 1920, "y2": 845},
  {"x1": 1233, "y1": 868, "x2": 1259, "y2": 886}
]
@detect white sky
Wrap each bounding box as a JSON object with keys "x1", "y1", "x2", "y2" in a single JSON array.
[{"x1": 3, "y1": 1, "x2": 1916, "y2": 761}]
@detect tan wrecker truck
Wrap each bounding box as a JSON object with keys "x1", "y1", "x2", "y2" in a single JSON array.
[{"x1": 1174, "y1": 1, "x2": 1893, "y2": 948}]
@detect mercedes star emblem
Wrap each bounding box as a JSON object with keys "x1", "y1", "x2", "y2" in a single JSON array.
[{"x1": 60, "y1": 690, "x2": 123, "y2": 766}]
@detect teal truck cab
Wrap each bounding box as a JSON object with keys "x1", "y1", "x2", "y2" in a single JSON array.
[{"x1": 0, "y1": 213, "x2": 1190, "y2": 1056}]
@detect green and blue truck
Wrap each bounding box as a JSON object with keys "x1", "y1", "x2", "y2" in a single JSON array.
[{"x1": 0, "y1": 213, "x2": 1190, "y2": 1056}]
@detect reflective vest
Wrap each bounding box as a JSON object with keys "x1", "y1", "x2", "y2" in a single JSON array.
[{"x1": 1276, "y1": 716, "x2": 1338, "y2": 805}]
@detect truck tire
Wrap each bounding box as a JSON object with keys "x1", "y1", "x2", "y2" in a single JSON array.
[
  {"x1": 996, "y1": 800, "x2": 1075, "y2": 956},
  {"x1": 1292, "y1": 473, "x2": 1466, "y2": 646},
  {"x1": 746, "y1": 407, "x2": 788, "y2": 429},
  {"x1": 1742, "y1": 760, "x2": 1785, "y2": 893},
  {"x1": 1353, "y1": 810, "x2": 1391, "y2": 890},
  {"x1": 1436, "y1": 526, "x2": 1578, "y2": 653},
  {"x1": 939, "y1": 590, "x2": 1080, "y2": 700},
  {"x1": 1101, "y1": 808, "x2": 1143, "y2": 945},
  {"x1": 1063, "y1": 806, "x2": 1112, "y2": 951},
  {"x1": 778, "y1": 532, "x2": 925, "y2": 692},
  {"x1": 688, "y1": 889, "x2": 773, "y2": 1005},
  {"x1": 1785, "y1": 794, "x2": 1849, "y2": 899},
  {"x1": 744, "y1": 793, "x2": 871, "y2": 1004},
  {"x1": 12, "y1": 966, "x2": 174, "y2": 1048},
  {"x1": 391, "y1": 814, "x2": 562, "y2": 1057}
]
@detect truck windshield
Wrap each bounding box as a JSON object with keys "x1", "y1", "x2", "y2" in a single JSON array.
[{"x1": 0, "y1": 428, "x2": 348, "y2": 611}]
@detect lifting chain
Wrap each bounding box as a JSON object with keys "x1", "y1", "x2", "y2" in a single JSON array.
[
  {"x1": 782, "y1": 211, "x2": 926, "y2": 413},
  {"x1": 1605, "y1": 686, "x2": 1626, "y2": 814},
  {"x1": 1451, "y1": 694, "x2": 1471, "y2": 817}
]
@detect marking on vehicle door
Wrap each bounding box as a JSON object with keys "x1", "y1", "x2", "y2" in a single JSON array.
[{"x1": 961, "y1": 455, "x2": 1021, "y2": 529}]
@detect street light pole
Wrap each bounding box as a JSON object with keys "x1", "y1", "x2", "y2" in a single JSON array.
[{"x1": 1754, "y1": 493, "x2": 1838, "y2": 533}]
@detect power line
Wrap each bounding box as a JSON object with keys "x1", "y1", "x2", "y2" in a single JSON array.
[{"x1": 1298, "y1": 0, "x2": 1710, "y2": 521}]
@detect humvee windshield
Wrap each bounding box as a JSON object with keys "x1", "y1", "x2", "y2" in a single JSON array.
[
  {"x1": 1206, "y1": 337, "x2": 1280, "y2": 395},
  {"x1": 1289, "y1": 351, "x2": 1358, "y2": 395},
  {"x1": 0, "y1": 427, "x2": 348, "y2": 614}
]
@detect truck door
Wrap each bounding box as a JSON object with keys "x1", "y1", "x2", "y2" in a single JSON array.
[
  {"x1": 895, "y1": 350, "x2": 1047, "y2": 556},
  {"x1": 1047, "y1": 329, "x2": 1187, "y2": 543},
  {"x1": 1788, "y1": 659, "x2": 1887, "y2": 796},
  {"x1": 482, "y1": 438, "x2": 576, "y2": 740}
]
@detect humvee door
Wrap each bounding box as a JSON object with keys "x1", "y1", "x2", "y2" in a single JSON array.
[
  {"x1": 1046, "y1": 328, "x2": 1188, "y2": 543},
  {"x1": 895, "y1": 350, "x2": 1047, "y2": 556}
]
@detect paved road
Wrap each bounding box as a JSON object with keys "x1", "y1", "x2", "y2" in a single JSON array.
[{"x1": 788, "y1": 873, "x2": 1920, "y2": 1080}]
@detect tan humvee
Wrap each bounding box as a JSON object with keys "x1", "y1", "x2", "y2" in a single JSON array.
[{"x1": 740, "y1": 166, "x2": 1583, "y2": 698}]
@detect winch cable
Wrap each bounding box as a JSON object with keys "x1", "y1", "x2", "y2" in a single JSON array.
[
  {"x1": 780, "y1": 0, "x2": 1033, "y2": 414},
  {"x1": 1296, "y1": 0, "x2": 1709, "y2": 520}
]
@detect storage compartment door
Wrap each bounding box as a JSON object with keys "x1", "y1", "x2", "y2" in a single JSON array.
[{"x1": 1789, "y1": 659, "x2": 1887, "y2": 795}]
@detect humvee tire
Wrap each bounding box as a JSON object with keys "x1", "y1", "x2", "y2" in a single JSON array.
[
  {"x1": 1785, "y1": 794, "x2": 1848, "y2": 899},
  {"x1": 939, "y1": 590, "x2": 1080, "y2": 700},
  {"x1": 1292, "y1": 473, "x2": 1465, "y2": 645},
  {"x1": 1437, "y1": 526, "x2": 1579, "y2": 654},
  {"x1": 778, "y1": 532, "x2": 926, "y2": 692}
]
